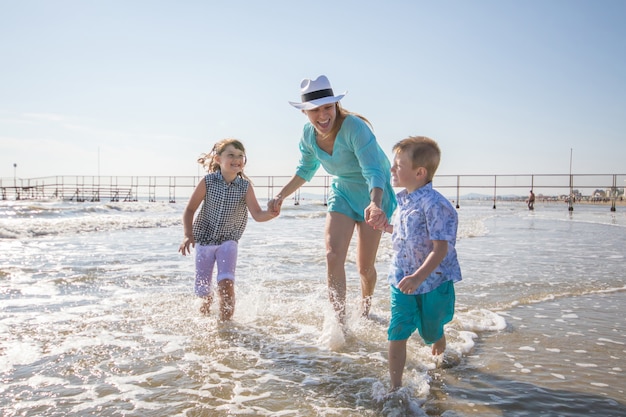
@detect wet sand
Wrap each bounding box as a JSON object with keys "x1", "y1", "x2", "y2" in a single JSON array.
[{"x1": 428, "y1": 291, "x2": 626, "y2": 417}]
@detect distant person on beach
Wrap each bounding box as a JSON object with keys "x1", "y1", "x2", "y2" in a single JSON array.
[
  {"x1": 372, "y1": 136, "x2": 462, "y2": 392},
  {"x1": 527, "y1": 189, "x2": 535, "y2": 210},
  {"x1": 268, "y1": 75, "x2": 397, "y2": 322},
  {"x1": 179, "y1": 139, "x2": 278, "y2": 320}
]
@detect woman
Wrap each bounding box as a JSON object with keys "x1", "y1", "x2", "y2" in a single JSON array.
[{"x1": 269, "y1": 75, "x2": 397, "y2": 322}]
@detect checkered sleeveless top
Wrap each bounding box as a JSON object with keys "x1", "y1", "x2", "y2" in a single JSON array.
[{"x1": 192, "y1": 171, "x2": 250, "y2": 246}]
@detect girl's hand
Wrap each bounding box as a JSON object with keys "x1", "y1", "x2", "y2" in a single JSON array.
[
  {"x1": 179, "y1": 236, "x2": 195, "y2": 256},
  {"x1": 268, "y1": 195, "x2": 284, "y2": 215}
]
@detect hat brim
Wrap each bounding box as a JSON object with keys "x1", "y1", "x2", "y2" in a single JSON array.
[{"x1": 289, "y1": 92, "x2": 347, "y2": 110}]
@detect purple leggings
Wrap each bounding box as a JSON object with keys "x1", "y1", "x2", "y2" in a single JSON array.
[{"x1": 194, "y1": 241, "x2": 238, "y2": 297}]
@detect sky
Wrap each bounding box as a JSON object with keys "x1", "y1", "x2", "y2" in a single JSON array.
[{"x1": 1, "y1": 0, "x2": 625, "y2": 181}]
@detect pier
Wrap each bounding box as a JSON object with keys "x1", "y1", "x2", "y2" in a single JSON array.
[
  {"x1": 1, "y1": 173, "x2": 624, "y2": 211},
  {"x1": 0, "y1": 175, "x2": 317, "y2": 204}
]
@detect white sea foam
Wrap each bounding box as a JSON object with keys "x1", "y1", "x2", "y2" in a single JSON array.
[
  {"x1": 0, "y1": 341, "x2": 42, "y2": 372},
  {"x1": 598, "y1": 338, "x2": 625, "y2": 345},
  {"x1": 455, "y1": 309, "x2": 507, "y2": 332},
  {"x1": 576, "y1": 363, "x2": 598, "y2": 368}
]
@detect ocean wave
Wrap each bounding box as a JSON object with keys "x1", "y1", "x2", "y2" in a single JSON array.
[
  {"x1": 0, "y1": 215, "x2": 181, "y2": 239},
  {"x1": 0, "y1": 199, "x2": 330, "y2": 239},
  {"x1": 0, "y1": 200, "x2": 187, "y2": 239},
  {"x1": 505, "y1": 285, "x2": 626, "y2": 309}
]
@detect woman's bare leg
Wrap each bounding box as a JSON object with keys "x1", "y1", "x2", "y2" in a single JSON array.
[
  {"x1": 356, "y1": 221, "x2": 382, "y2": 317},
  {"x1": 325, "y1": 212, "x2": 355, "y2": 322}
]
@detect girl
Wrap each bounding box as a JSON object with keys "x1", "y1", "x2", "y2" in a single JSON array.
[{"x1": 179, "y1": 138, "x2": 277, "y2": 320}]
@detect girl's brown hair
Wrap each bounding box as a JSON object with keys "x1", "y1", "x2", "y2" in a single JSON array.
[{"x1": 197, "y1": 138, "x2": 248, "y2": 179}]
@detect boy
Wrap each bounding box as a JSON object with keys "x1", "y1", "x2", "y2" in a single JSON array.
[{"x1": 378, "y1": 136, "x2": 462, "y2": 391}]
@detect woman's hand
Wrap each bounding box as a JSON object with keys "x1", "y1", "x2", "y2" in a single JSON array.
[
  {"x1": 268, "y1": 195, "x2": 284, "y2": 216},
  {"x1": 364, "y1": 201, "x2": 387, "y2": 231}
]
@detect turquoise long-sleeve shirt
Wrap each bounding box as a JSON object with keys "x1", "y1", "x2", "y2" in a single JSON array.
[{"x1": 295, "y1": 114, "x2": 397, "y2": 221}]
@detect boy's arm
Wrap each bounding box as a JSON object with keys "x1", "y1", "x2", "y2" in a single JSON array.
[
  {"x1": 397, "y1": 240, "x2": 448, "y2": 294},
  {"x1": 246, "y1": 184, "x2": 278, "y2": 222}
]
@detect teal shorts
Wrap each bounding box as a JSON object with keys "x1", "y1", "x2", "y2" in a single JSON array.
[
  {"x1": 327, "y1": 184, "x2": 395, "y2": 223},
  {"x1": 327, "y1": 191, "x2": 363, "y2": 221},
  {"x1": 388, "y1": 280, "x2": 455, "y2": 344}
]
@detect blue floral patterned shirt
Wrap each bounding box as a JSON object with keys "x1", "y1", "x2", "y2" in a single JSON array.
[{"x1": 388, "y1": 182, "x2": 462, "y2": 294}]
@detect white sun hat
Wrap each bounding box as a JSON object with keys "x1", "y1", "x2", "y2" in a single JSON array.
[{"x1": 288, "y1": 75, "x2": 347, "y2": 110}]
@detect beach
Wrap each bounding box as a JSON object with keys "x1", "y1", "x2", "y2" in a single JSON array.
[{"x1": 1, "y1": 199, "x2": 625, "y2": 416}]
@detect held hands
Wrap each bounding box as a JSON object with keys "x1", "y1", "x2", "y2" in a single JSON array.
[
  {"x1": 179, "y1": 236, "x2": 195, "y2": 256},
  {"x1": 364, "y1": 201, "x2": 388, "y2": 231},
  {"x1": 268, "y1": 195, "x2": 284, "y2": 216}
]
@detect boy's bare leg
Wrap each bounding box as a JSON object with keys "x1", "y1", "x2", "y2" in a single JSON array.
[
  {"x1": 218, "y1": 279, "x2": 235, "y2": 321},
  {"x1": 389, "y1": 339, "x2": 408, "y2": 391},
  {"x1": 432, "y1": 335, "x2": 446, "y2": 356}
]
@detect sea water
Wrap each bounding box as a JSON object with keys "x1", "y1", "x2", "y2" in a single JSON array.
[{"x1": 1, "y1": 199, "x2": 625, "y2": 416}]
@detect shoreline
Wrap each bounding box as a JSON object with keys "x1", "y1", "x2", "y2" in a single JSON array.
[
  {"x1": 536, "y1": 199, "x2": 626, "y2": 207},
  {"x1": 458, "y1": 198, "x2": 626, "y2": 207}
]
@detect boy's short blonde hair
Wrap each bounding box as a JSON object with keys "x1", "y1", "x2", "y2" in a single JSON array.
[{"x1": 392, "y1": 136, "x2": 441, "y2": 182}]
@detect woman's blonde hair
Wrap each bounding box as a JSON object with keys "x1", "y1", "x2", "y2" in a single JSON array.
[
  {"x1": 322, "y1": 102, "x2": 372, "y2": 139},
  {"x1": 197, "y1": 138, "x2": 248, "y2": 179}
]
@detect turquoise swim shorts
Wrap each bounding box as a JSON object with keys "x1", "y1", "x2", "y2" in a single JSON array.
[
  {"x1": 388, "y1": 280, "x2": 455, "y2": 344},
  {"x1": 327, "y1": 191, "x2": 363, "y2": 222}
]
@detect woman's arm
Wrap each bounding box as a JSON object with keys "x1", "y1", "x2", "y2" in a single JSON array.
[
  {"x1": 267, "y1": 174, "x2": 307, "y2": 215},
  {"x1": 348, "y1": 117, "x2": 390, "y2": 194},
  {"x1": 365, "y1": 187, "x2": 388, "y2": 229}
]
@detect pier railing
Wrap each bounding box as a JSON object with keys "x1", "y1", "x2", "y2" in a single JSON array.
[{"x1": 1, "y1": 173, "x2": 624, "y2": 210}]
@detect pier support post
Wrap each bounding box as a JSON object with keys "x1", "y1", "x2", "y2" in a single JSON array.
[{"x1": 492, "y1": 175, "x2": 497, "y2": 209}]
